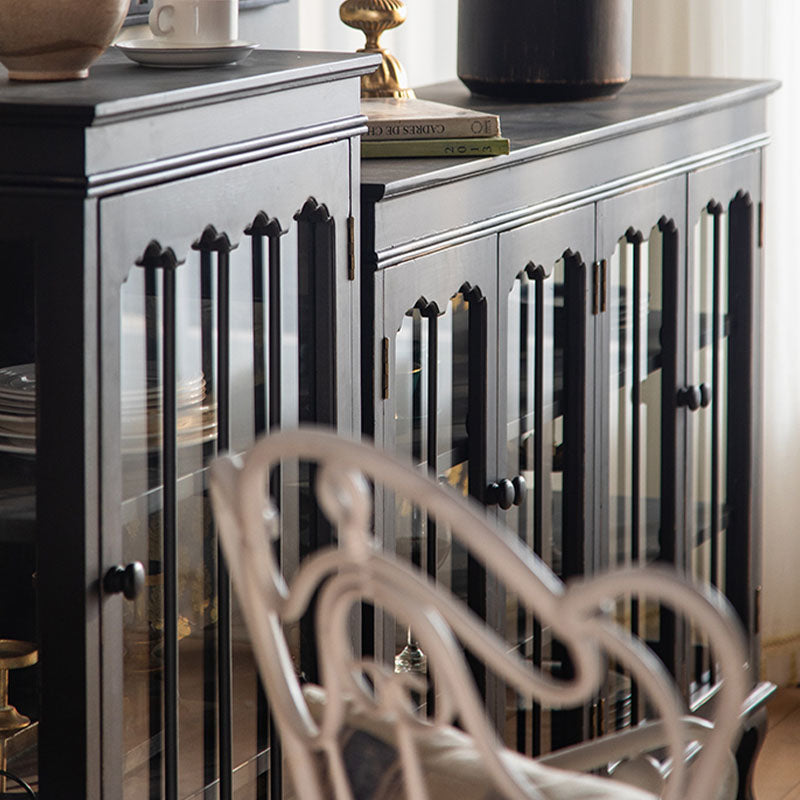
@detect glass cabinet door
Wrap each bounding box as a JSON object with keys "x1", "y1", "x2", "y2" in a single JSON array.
[
  {"x1": 497, "y1": 206, "x2": 594, "y2": 756},
  {"x1": 99, "y1": 143, "x2": 352, "y2": 800},
  {"x1": 597, "y1": 177, "x2": 686, "y2": 729},
  {"x1": 687, "y1": 154, "x2": 762, "y2": 693},
  {"x1": 374, "y1": 238, "x2": 498, "y2": 715}
]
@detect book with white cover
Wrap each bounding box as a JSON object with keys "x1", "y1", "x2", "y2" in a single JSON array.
[{"x1": 361, "y1": 97, "x2": 501, "y2": 140}]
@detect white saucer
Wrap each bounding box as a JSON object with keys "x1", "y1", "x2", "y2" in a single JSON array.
[{"x1": 116, "y1": 39, "x2": 257, "y2": 68}]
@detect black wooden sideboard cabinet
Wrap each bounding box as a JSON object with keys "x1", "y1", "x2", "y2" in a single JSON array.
[
  {"x1": 0, "y1": 50, "x2": 378, "y2": 799},
  {"x1": 0, "y1": 53, "x2": 779, "y2": 800},
  {"x1": 361, "y1": 76, "x2": 778, "y2": 788}
]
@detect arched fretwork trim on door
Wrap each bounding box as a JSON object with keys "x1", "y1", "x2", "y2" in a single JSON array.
[
  {"x1": 243, "y1": 210, "x2": 288, "y2": 800},
  {"x1": 294, "y1": 197, "x2": 338, "y2": 686},
  {"x1": 191, "y1": 224, "x2": 241, "y2": 800},
  {"x1": 295, "y1": 198, "x2": 337, "y2": 429},
  {"x1": 133, "y1": 235, "x2": 191, "y2": 800}
]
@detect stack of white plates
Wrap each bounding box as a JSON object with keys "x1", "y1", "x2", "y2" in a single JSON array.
[
  {"x1": 0, "y1": 364, "x2": 36, "y2": 455},
  {"x1": 120, "y1": 371, "x2": 217, "y2": 454},
  {"x1": 0, "y1": 364, "x2": 217, "y2": 456}
]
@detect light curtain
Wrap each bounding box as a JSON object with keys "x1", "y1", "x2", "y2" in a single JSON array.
[{"x1": 633, "y1": 0, "x2": 800, "y2": 687}]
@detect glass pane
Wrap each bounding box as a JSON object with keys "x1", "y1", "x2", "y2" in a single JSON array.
[
  {"x1": 690, "y1": 206, "x2": 729, "y2": 693},
  {"x1": 439, "y1": 294, "x2": 470, "y2": 600},
  {"x1": 605, "y1": 226, "x2": 665, "y2": 730},
  {"x1": 394, "y1": 309, "x2": 429, "y2": 571},
  {"x1": 120, "y1": 240, "x2": 270, "y2": 799},
  {"x1": 609, "y1": 241, "x2": 634, "y2": 560},
  {"x1": 607, "y1": 236, "x2": 634, "y2": 731},
  {"x1": 503, "y1": 272, "x2": 536, "y2": 754},
  {"x1": 501, "y1": 258, "x2": 565, "y2": 756},
  {"x1": 120, "y1": 264, "x2": 165, "y2": 799},
  {"x1": 0, "y1": 243, "x2": 38, "y2": 794},
  {"x1": 392, "y1": 293, "x2": 471, "y2": 702},
  {"x1": 690, "y1": 210, "x2": 715, "y2": 691}
]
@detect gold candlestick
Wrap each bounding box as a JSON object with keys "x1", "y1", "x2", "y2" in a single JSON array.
[
  {"x1": 339, "y1": 0, "x2": 416, "y2": 99},
  {"x1": 0, "y1": 639, "x2": 37, "y2": 793},
  {"x1": 0, "y1": 640, "x2": 37, "y2": 733}
]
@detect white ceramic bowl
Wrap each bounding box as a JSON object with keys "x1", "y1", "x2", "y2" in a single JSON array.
[{"x1": 0, "y1": 0, "x2": 129, "y2": 81}]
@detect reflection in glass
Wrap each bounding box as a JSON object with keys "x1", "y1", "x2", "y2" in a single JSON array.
[
  {"x1": 504, "y1": 270, "x2": 539, "y2": 755},
  {"x1": 120, "y1": 233, "x2": 282, "y2": 799},
  {"x1": 689, "y1": 206, "x2": 729, "y2": 693},
  {"x1": 606, "y1": 225, "x2": 665, "y2": 730},
  {"x1": 503, "y1": 257, "x2": 573, "y2": 756},
  {"x1": 392, "y1": 294, "x2": 471, "y2": 701},
  {"x1": 395, "y1": 308, "x2": 429, "y2": 572}
]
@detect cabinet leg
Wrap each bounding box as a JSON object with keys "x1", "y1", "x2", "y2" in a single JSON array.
[{"x1": 736, "y1": 705, "x2": 768, "y2": 800}]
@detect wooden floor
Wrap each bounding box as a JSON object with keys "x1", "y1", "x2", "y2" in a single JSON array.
[{"x1": 754, "y1": 687, "x2": 800, "y2": 800}]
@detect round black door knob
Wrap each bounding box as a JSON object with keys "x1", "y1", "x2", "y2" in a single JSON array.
[
  {"x1": 512, "y1": 475, "x2": 527, "y2": 506},
  {"x1": 104, "y1": 562, "x2": 145, "y2": 601},
  {"x1": 487, "y1": 478, "x2": 515, "y2": 510},
  {"x1": 699, "y1": 382, "x2": 712, "y2": 408},
  {"x1": 677, "y1": 385, "x2": 702, "y2": 411}
]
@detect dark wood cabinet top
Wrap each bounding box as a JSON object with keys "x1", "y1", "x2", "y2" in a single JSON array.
[
  {"x1": 0, "y1": 49, "x2": 379, "y2": 124},
  {"x1": 0, "y1": 49, "x2": 380, "y2": 191},
  {"x1": 362, "y1": 76, "x2": 779, "y2": 200}
]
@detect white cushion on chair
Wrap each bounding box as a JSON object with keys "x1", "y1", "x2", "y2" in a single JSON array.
[{"x1": 300, "y1": 685, "x2": 658, "y2": 800}]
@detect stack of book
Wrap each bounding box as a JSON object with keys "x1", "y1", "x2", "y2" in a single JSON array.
[{"x1": 360, "y1": 97, "x2": 509, "y2": 159}]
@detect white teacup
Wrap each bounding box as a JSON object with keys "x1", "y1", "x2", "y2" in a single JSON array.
[{"x1": 149, "y1": 0, "x2": 238, "y2": 46}]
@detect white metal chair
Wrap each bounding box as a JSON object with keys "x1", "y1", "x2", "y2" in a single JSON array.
[{"x1": 209, "y1": 427, "x2": 750, "y2": 800}]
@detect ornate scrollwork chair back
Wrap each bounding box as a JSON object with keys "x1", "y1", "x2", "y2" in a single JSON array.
[{"x1": 209, "y1": 427, "x2": 749, "y2": 800}]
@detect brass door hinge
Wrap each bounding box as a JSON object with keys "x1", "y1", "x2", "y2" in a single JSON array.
[
  {"x1": 758, "y1": 202, "x2": 764, "y2": 249},
  {"x1": 347, "y1": 216, "x2": 356, "y2": 280},
  {"x1": 755, "y1": 585, "x2": 762, "y2": 634},
  {"x1": 600, "y1": 259, "x2": 607, "y2": 313},
  {"x1": 382, "y1": 337, "x2": 390, "y2": 399},
  {"x1": 592, "y1": 261, "x2": 600, "y2": 315}
]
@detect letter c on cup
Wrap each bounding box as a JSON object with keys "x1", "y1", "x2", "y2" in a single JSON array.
[{"x1": 149, "y1": 4, "x2": 175, "y2": 36}]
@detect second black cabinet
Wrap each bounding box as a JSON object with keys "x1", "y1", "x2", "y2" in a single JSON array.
[{"x1": 361, "y1": 76, "x2": 774, "y2": 767}]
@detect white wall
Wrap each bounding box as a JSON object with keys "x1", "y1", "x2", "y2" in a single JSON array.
[
  {"x1": 117, "y1": 0, "x2": 299, "y2": 47},
  {"x1": 240, "y1": 1, "x2": 299, "y2": 48}
]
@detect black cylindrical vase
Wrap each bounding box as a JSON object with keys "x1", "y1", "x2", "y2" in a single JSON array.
[{"x1": 457, "y1": 0, "x2": 632, "y2": 101}]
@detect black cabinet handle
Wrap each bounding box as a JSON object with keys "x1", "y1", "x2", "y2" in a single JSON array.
[
  {"x1": 678, "y1": 384, "x2": 712, "y2": 411},
  {"x1": 677, "y1": 385, "x2": 702, "y2": 411},
  {"x1": 104, "y1": 562, "x2": 145, "y2": 601},
  {"x1": 512, "y1": 475, "x2": 527, "y2": 506},
  {"x1": 486, "y1": 478, "x2": 515, "y2": 510}
]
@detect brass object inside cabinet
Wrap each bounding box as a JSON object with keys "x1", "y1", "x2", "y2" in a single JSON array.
[
  {"x1": 600, "y1": 259, "x2": 608, "y2": 313},
  {"x1": 0, "y1": 640, "x2": 37, "y2": 732},
  {"x1": 348, "y1": 216, "x2": 356, "y2": 280},
  {"x1": 382, "y1": 337, "x2": 390, "y2": 399}
]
